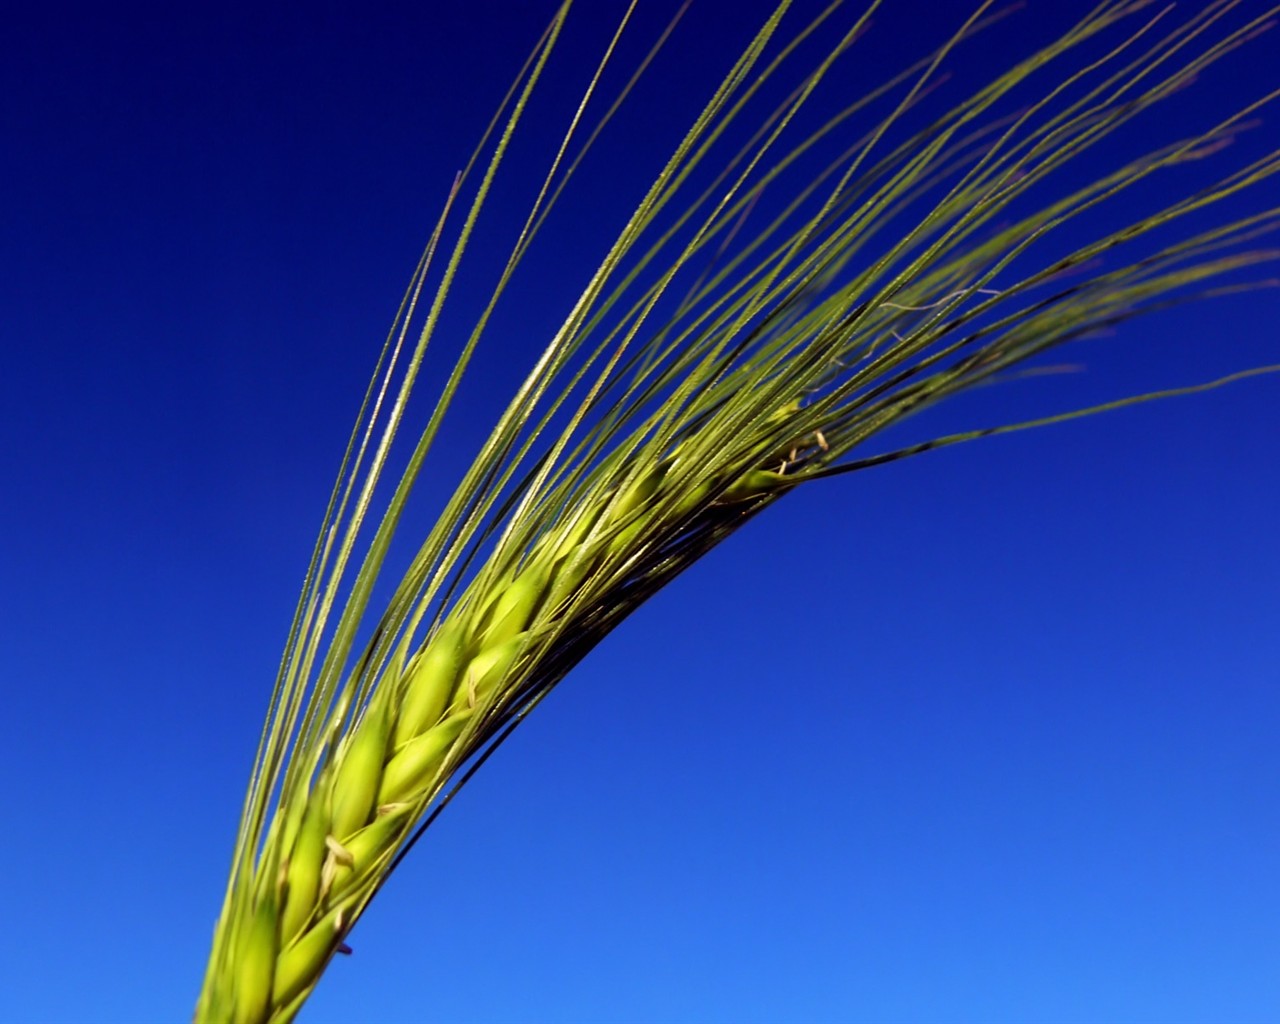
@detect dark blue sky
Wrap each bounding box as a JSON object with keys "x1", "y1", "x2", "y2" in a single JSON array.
[{"x1": 3, "y1": 1, "x2": 1278, "y2": 1021}]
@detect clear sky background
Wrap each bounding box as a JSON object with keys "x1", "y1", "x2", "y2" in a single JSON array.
[{"x1": 2, "y1": 1, "x2": 1278, "y2": 1022}]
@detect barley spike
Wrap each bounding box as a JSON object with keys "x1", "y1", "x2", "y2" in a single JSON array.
[{"x1": 196, "y1": 0, "x2": 1280, "y2": 1018}]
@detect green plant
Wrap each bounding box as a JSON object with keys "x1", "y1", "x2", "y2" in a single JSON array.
[{"x1": 196, "y1": 1, "x2": 1278, "y2": 1019}]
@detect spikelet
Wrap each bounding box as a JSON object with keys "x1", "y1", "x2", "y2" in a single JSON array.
[
  {"x1": 378, "y1": 711, "x2": 474, "y2": 806},
  {"x1": 393, "y1": 622, "x2": 464, "y2": 749},
  {"x1": 475, "y1": 565, "x2": 546, "y2": 647},
  {"x1": 272, "y1": 902, "x2": 354, "y2": 1011},
  {"x1": 329, "y1": 698, "x2": 391, "y2": 840},
  {"x1": 720, "y1": 469, "x2": 788, "y2": 503},
  {"x1": 452, "y1": 633, "x2": 528, "y2": 713},
  {"x1": 231, "y1": 897, "x2": 278, "y2": 1024},
  {"x1": 279, "y1": 798, "x2": 330, "y2": 944},
  {"x1": 324, "y1": 807, "x2": 411, "y2": 900},
  {"x1": 609, "y1": 463, "x2": 668, "y2": 522}
]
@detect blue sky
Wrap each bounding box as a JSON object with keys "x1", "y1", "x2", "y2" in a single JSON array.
[{"x1": 2, "y1": 1, "x2": 1278, "y2": 1021}]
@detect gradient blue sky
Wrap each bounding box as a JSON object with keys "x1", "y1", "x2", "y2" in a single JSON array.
[{"x1": 3, "y1": 1, "x2": 1278, "y2": 1021}]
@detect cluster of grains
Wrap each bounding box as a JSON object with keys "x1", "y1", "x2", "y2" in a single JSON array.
[{"x1": 221, "y1": 449, "x2": 797, "y2": 1022}]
